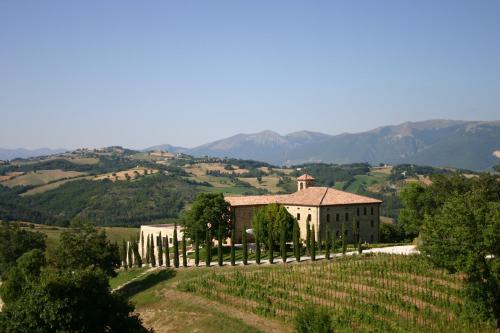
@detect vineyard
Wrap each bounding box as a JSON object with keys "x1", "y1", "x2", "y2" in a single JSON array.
[{"x1": 178, "y1": 254, "x2": 496, "y2": 332}]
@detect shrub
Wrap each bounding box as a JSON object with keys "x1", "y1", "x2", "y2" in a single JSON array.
[{"x1": 294, "y1": 304, "x2": 333, "y2": 333}]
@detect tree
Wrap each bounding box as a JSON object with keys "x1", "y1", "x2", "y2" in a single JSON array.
[
  {"x1": 255, "y1": 230, "x2": 261, "y2": 265},
  {"x1": 205, "y1": 228, "x2": 212, "y2": 267},
  {"x1": 52, "y1": 222, "x2": 120, "y2": 277},
  {"x1": 0, "y1": 222, "x2": 46, "y2": 277},
  {"x1": 311, "y1": 225, "x2": 316, "y2": 261},
  {"x1": 122, "y1": 240, "x2": 128, "y2": 270},
  {"x1": 280, "y1": 222, "x2": 287, "y2": 263},
  {"x1": 149, "y1": 235, "x2": 156, "y2": 267},
  {"x1": 306, "y1": 221, "x2": 311, "y2": 256},
  {"x1": 242, "y1": 229, "x2": 248, "y2": 265},
  {"x1": 341, "y1": 222, "x2": 346, "y2": 255},
  {"x1": 325, "y1": 229, "x2": 331, "y2": 260},
  {"x1": 182, "y1": 193, "x2": 231, "y2": 244},
  {"x1": 157, "y1": 233, "x2": 163, "y2": 267},
  {"x1": 420, "y1": 190, "x2": 500, "y2": 330},
  {"x1": 251, "y1": 204, "x2": 294, "y2": 249},
  {"x1": 194, "y1": 233, "x2": 200, "y2": 267},
  {"x1": 217, "y1": 223, "x2": 223, "y2": 266},
  {"x1": 146, "y1": 235, "x2": 150, "y2": 265},
  {"x1": 293, "y1": 219, "x2": 300, "y2": 262},
  {"x1": 132, "y1": 240, "x2": 142, "y2": 268},
  {"x1": 173, "y1": 225, "x2": 179, "y2": 268},
  {"x1": 127, "y1": 241, "x2": 133, "y2": 267},
  {"x1": 230, "y1": 227, "x2": 236, "y2": 266},
  {"x1": 141, "y1": 231, "x2": 144, "y2": 258},
  {"x1": 182, "y1": 233, "x2": 187, "y2": 267},
  {"x1": 268, "y1": 222, "x2": 274, "y2": 264},
  {"x1": 164, "y1": 236, "x2": 170, "y2": 268}
]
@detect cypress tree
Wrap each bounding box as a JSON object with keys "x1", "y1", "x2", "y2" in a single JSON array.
[
  {"x1": 306, "y1": 221, "x2": 311, "y2": 256},
  {"x1": 331, "y1": 232, "x2": 336, "y2": 257},
  {"x1": 311, "y1": 225, "x2": 316, "y2": 261},
  {"x1": 146, "y1": 235, "x2": 150, "y2": 265},
  {"x1": 255, "y1": 232, "x2": 261, "y2": 265},
  {"x1": 268, "y1": 223, "x2": 274, "y2": 264},
  {"x1": 173, "y1": 225, "x2": 179, "y2": 268},
  {"x1": 357, "y1": 232, "x2": 363, "y2": 254},
  {"x1": 150, "y1": 234, "x2": 156, "y2": 267},
  {"x1": 294, "y1": 219, "x2": 301, "y2": 262},
  {"x1": 280, "y1": 222, "x2": 287, "y2": 264},
  {"x1": 122, "y1": 240, "x2": 128, "y2": 269},
  {"x1": 164, "y1": 236, "x2": 171, "y2": 267},
  {"x1": 182, "y1": 233, "x2": 188, "y2": 267},
  {"x1": 242, "y1": 229, "x2": 248, "y2": 265},
  {"x1": 217, "y1": 223, "x2": 223, "y2": 266},
  {"x1": 325, "y1": 229, "x2": 331, "y2": 260},
  {"x1": 205, "y1": 228, "x2": 212, "y2": 267},
  {"x1": 194, "y1": 233, "x2": 200, "y2": 267},
  {"x1": 133, "y1": 240, "x2": 142, "y2": 268},
  {"x1": 157, "y1": 233, "x2": 163, "y2": 267},
  {"x1": 127, "y1": 240, "x2": 133, "y2": 267},
  {"x1": 230, "y1": 226, "x2": 236, "y2": 266},
  {"x1": 341, "y1": 222, "x2": 347, "y2": 255},
  {"x1": 141, "y1": 231, "x2": 145, "y2": 259}
]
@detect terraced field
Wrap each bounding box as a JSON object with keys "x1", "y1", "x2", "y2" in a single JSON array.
[{"x1": 177, "y1": 254, "x2": 495, "y2": 332}]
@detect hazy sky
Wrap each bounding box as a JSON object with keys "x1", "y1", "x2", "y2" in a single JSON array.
[{"x1": 1, "y1": 1, "x2": 499, "y2": 149}]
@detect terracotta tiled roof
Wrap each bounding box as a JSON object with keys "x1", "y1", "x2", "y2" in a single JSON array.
[
  {"x1": 226, "y1": 187, "x2": 382, "y2": 207},
  {"x1": 297, "y1": 174, "x2": 315, "y2": 181}
]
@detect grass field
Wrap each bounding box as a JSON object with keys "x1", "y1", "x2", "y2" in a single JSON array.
[{"x1": 1, "y1": 169, "x2": 86, "y2": 187}]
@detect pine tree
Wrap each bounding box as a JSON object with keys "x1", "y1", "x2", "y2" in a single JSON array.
[
  {"x1": 268, "y1": 223, "x2": 274, "y2": 264},
  {"x1": 194, "y1": 233, "x2": 200, "y2": 267},
  {"x1": 146, "y1": 235, "x2": 150, "y2": 265},
  {"x1": 311, "y1": 225, "x2": 316, "y2": 261},
  {"x1": 280, "y1": 222, "x2": 287, "y2": 263},
  {"x1": 306, "y1": 221, "x2": 311, "y2": 256},
  {"x1": 141, "y1": 231, "x2": 145, "y2": 259},
  {"x1": 217, "y1": 223, "x2": 223, "y2": 266},
  {"x1": 325, "y1": 229, "x2": 331, "y2": 260},
  {"x1": 164, "y1": 236, "x2": 171, "y2": 267},
  {"x1": 341, "y1": 222, "x2": 347, "y2": 255},
  {"x1": 242, "y1": 229, "x2": 248, "y2": 265},
  {"x1": 230, "y1": 226, "x2": 236, "y2": 266},
  {"x1": 205, "y1": 228, "x2": 212, "y2": 267},
  {"x1": 150, "y1": 234, "x2": 156, "y2": 267},
  {"x1": 157, "y1": 232, "x2": 163, "y2": 267},
  {"x1": 173, "y1": 225, "x2": 179, "y2": 268},
  {"x1": 182, "y1": 233, "x2": 188, "y2": 267}
]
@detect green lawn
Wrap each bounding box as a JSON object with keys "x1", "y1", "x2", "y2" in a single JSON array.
[{"x1": 109, "y1": 267, "x2": 150, "y2": 289}]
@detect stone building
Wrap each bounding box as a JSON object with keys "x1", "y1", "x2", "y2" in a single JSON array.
[{"x1": 226, "y1": 174, "x2": 382, "y2": 243}]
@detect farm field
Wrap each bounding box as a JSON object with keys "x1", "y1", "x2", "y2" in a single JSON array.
[
  {"x1": 93, "y1": 167, "x2": 158, "y2": 182},
  {"x1": 1, "y1": 169, "x2": 86, "y2": 187},
  {"x1": 170, "y1": 254, "x2": 496, "y2": 333},
  {"x1": 239, "y1": 175, "x2": 282, "y2": 193}
]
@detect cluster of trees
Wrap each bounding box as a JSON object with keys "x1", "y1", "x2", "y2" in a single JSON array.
[
  {"x1": 290, "y1": 163, "x2": 371, "y2": 187},
  {"x1": 400, "y1": 173, "x2": 499, "y2": 329},
  {"x1": 0, "y1": 221, "x2": 151, "y2": 332}
]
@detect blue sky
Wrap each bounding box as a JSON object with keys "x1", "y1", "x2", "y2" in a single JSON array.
[{"x1": 1, "y1": 0, "x2": 499, "y2": 149}]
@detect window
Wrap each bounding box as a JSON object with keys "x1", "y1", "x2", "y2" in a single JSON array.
[
  {"x1": 297, "y1": 213, "x2": 300, "y2": 220},
  {"x1": 364, "y1": 207, "x2": 367, "y2": 215},
  {"x1": 371, "y1": 207, "x2": 374, "y2": 215},
  {"x1": 326, "y1": 214, "x2": 330, "y2": 222},
  {"x1": 370, "y1": 234, "x2": 374, "y2": 242},
  {"x1": 336, "y1": 214, "x2": 339, "y2": 222},
  {"x1": 169, "y1": 238, "x2": 173, "y2": 243},
  {"x1": 345, "y1": 212, "x2": 349, "y2": 221},
  {"x1": 356, "y1": 208, "x2": 360, "y2": 216},
  {"x1": 371, "y1": 220, "x2": 374, "y2": 227},
  {"x1": 307, "y1": 214, "x2": 311, "y2": 222},
  {"x1": 356, "y1": 221, "x2": 360, "y2": 229},
  {"x1": 336, "y1": 230, "x2": 340, "y2": 237}
]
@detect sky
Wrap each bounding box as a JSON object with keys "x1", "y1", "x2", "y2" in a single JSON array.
[{"x1": 1, "y1": 1, "x2": 499, "y2": 150}]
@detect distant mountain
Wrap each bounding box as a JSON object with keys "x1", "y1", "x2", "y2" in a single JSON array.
[
  {"x1": 0, "y1": 147, "x2": 67, "y2": 161},
  {"x1": 171, "y1": 120, "x2": 499, "y2": 170},
  {"x1": 142, "y1": 144, "x2": 187, "y2": 153}
]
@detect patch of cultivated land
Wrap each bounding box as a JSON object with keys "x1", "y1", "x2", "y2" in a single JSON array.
[
  {"x1": 170, "y1": 254, "x2": 496, "y2": 333},
  {"x1": 0, "y1": 171, "x2": 24, "y2": 182},
  {"x1": 239, "y1": 175, "x2": 282, "y2": 193},
  {"x1": 93, "y1": 167, "x2": 158, "y2": 182},
  {"x1": 21, "y1": 176, "x2": 94, "y2": 196},
  {"x1": 1, "y1": 169, "x2": 86, "y2": 187}
]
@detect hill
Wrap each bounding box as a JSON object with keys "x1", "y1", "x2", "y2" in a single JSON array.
[
  {"x1": 0, "y1": 147, "x2": 67, "y2": 160},
  {"x1": 163, "y1": 120, "x2": 500, "y2": 171}
]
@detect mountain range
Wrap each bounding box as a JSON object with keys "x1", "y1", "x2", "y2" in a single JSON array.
[
  {"x1": 145, "y1": 119, "x2": 500, "y2": 170},
  {"x1": 0, "y1": 148, "x2": 67, "y2": 161}
]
